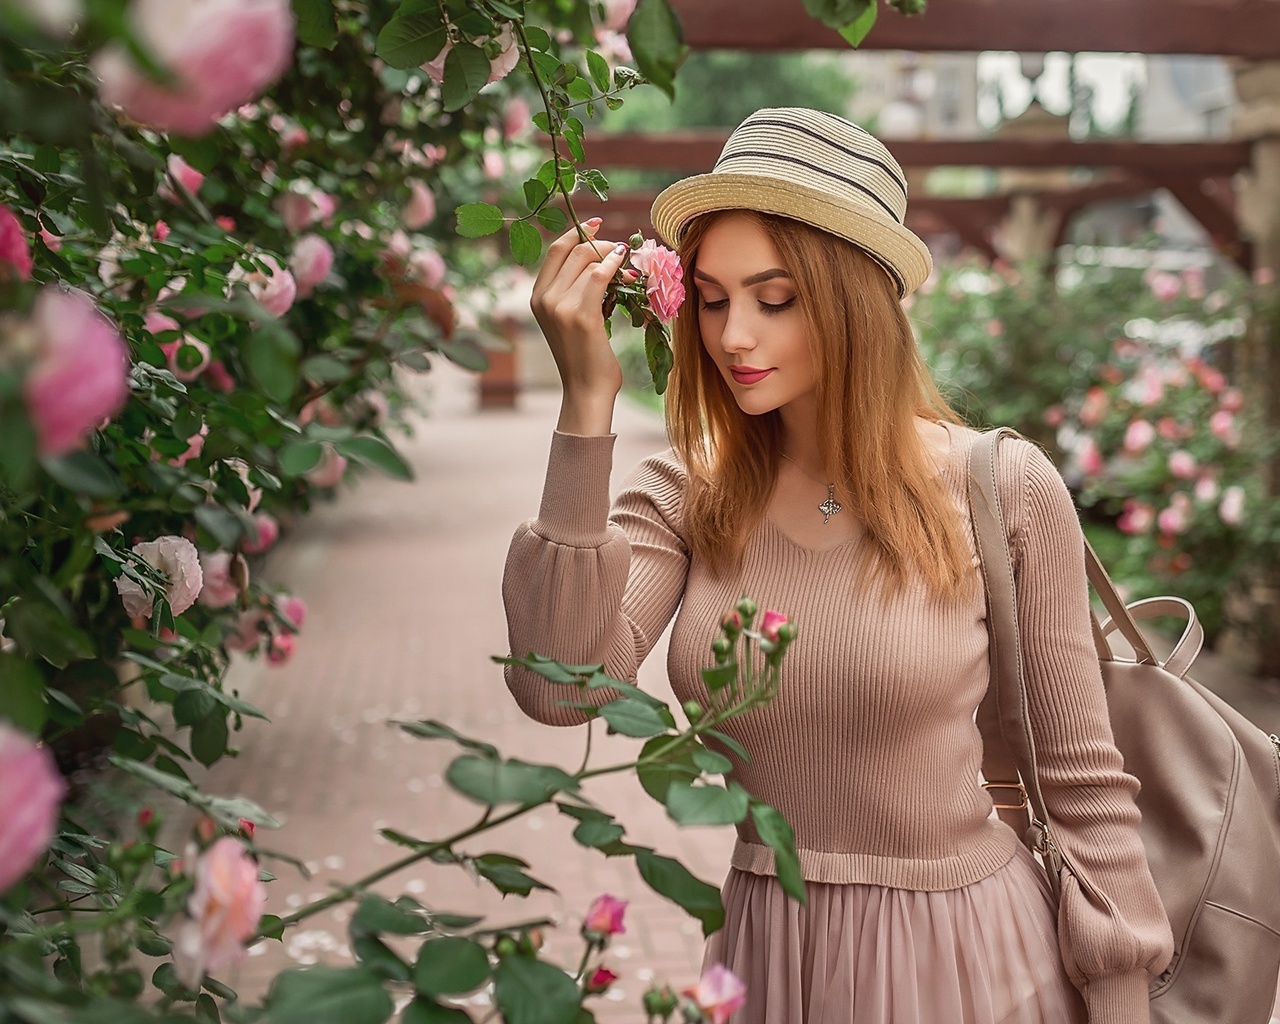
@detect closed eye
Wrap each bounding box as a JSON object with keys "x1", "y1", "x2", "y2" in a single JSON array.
[{"x1": 699, "y1": 297, "x2": 797, "y2": 314}]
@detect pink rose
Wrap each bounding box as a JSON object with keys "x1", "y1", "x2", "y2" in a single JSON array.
[
  {"x1": 1077, "y1": 386, "x2": 1108, "y2": 427},
  {"x1": 1167, "y1": 449, "x2": 1197, "y2": 480},
  {"x1": 1156, "y1": 494, "x2": 1191, "y2": 536},
  {"x1": 198, "y1": 551, "x2": 244, "y2": 608},
  {"x1": 1209, "y1": 409, "x2": 1239, "y2": 447},
  {"x1": 1042, "y1": 405, "x2": 1064, "y2": 429},
  {"x1": 305, "y1": 445, "x2": 347, "y2": 488},
  {"x1": 279, "y1": 594, "x2": 307, "y2": 628},
  {"x1": 585, "y1": 966, "x2": 618, "y2": 994},
  {"x1": 482, "y1": 150, "x2": 505, "y2": 180},
  {"x1": 1254, "y1": 266, "x2": 1276, "y2": 287},
  {"x1": 684, "y1": 963, "x2": 747, "y2": 1024},
  {"x1": 170, "y1": 423, "x2": 208, "y2": 467},
  {"x1": 0, "y1": 204, "x2": 33, "y2": 282},
  {"x1": 629, "y1": 239, "x2": 685, "y2": 323},
  {"x1": 225, "y1": 608, "x2": 265, "y2": 652},
  {"x1": 159, "y1": 154, "x2": 204, "y2": 203},
  {"x1": 171, "y1": 837, "x2": 267, "y2": 989},
  {"x1": 1076, "y1": 436, "x2": 1104, "y2": 477},
  {"x1": 204, "y1": 360, "x2": 235, "y2": 392},
  {"x1": 274, "y1": 188, "x2": 335, "y2": 233},
  {"x1": 232, "y1": 255, "x2": 296, "y2": 318},
  {"x1": 602, "y1": 0, "x2": 637, "y2": 32},
  {"x1": 243, "y1": 512, "x2": 279, "y2": 554},
  {"x1": 19, "y1": 287, "x2": 130, "y2": 456},
  {"x1": 1122, "y1": 419, "x2": 1155, "y2": 454},
  {"x1": 1182, "y1": 265, "x2": 1206, "y2": 300},
  {"x1": 153, "y1": 220, "x2": 171, "y2": 242},
  {"x1": 1116, "y1": 499, "x2": 1154, "y2": 536},
  {"x1": 116, "y1": 535, "x2": 204, "y2": 618},
  {"x1": 279, "y1": 123, "x2": 308, "y2": 150},
  {"x1": 1128, "y1": 365, "x2": 1164, "y2": 408},
  {"x1": 503, "y1": 96, "x2": 530, "y2": 142},
  {"x1": 409, "y1": 247, "x2": 447, "y2": 289},
  {"x1": 582, "y1": 894, "x2": 627, "y2": 938},
  {"x1": 402, "y1": 180, "x2": 436, "y2": 230},
  {"x1": 1219, "y1": 387, "x2": 1244, "y2": 413},
  {"x1": 93, "y1": 0, "x2": 294, "y2": 137},
  {"x1": 0, "y1": 724, "x2": 67, "y2": 893},
  {"x1": 1145, "y1": 268, "x2": 1181, "y2": 302},
  {"x1": 266, "y1": 631, "x2": 295, "y2": 664},
  {"x1": 288, "y1": 234, "x2": 333, "y2": 299},
  {"x1": 985, "y1": 319, "x2": 1004, "y2": 338},
  {"x1": 1194, "y1": 475, "x2": 1219, "y2": 503},
  {"x1": 593, "y1": 28, "x2": 632, "y2": 65},
  {"x1": 422, "y1": 24, "x2": 519, "y2": 85},
  {"x1": 759, "y1": 609, "x2": 789, "y2": 642},
  {"x1": 1156, "y1": 417, "x2": 1180, "y2": 441},
  {"x1": 1219, "y1": 485, "x2": 1245, "y2": 526}
]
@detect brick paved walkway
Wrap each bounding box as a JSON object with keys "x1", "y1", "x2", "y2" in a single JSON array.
[
  {"x1": 204, "y1": 364, "x2": 729, "y2": 1021},
  {"x1": 198, "y1": 361, "x2": 1280, "y2": 1021}
]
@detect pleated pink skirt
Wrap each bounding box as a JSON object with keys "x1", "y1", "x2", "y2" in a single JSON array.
[{"x1": 705, "y1": 843, "x2": 1087, "y2": 1024}]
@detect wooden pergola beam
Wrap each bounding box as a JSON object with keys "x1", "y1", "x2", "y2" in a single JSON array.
[
  {"x1": 584, "y1": 133, "x2": 1253, "y2": 176},
  {"x1": 671, "y1": 0, "x2": 1280, "y2": 59}
]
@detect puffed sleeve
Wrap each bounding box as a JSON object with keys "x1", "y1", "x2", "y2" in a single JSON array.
[
  {"x1": 501, "y1": 430, "x2": 690, "y2": 726},
  {"x1": 999, "y1": 438, "x2": 1174, "y2": 1024}
]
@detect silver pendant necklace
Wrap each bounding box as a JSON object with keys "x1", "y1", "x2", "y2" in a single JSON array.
[{"x1": 780, "y1": 453, "x2": 843, "y2": 525}]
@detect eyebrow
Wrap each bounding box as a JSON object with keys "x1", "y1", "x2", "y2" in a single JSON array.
[{"x1": 692, "y1": 268, "x2": 792, "y2": 287}]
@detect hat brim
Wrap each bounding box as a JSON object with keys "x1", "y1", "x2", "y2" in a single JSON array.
[{"x1": 650, "y1": 172, "x2": 932, "y2": 298}]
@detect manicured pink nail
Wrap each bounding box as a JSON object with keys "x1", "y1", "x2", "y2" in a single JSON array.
[{"x1": 585, "y1": 217, "x2": 603, "y2": 227}]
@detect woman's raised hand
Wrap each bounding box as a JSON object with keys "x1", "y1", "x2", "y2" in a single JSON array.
[{"x1": 530, "y1": 218, "x2": 634, "y2": 435}]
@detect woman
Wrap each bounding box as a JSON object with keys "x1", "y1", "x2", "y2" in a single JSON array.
[{"x1": 502, "y1": 107, "x2": 1172, "y2": 1023}]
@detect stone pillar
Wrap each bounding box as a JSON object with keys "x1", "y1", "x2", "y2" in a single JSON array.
[{"x1": 1231, "y1": 60, "x2": 1280, "y2": 669}]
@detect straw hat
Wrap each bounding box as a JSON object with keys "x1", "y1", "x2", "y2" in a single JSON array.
[{"x1": 649, "y1": 107, "x2": 932, "y2": 297}]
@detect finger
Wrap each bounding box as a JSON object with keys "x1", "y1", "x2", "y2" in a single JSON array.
[
  {"x1": 534, "y1": 217, "x2": 603, "y2": 293},
  {"x1": 558, "y1": 242, "x2": 631, "y2": 315},
  {"x1": 539, "y1": 237, "x2": 624, "y2": 309}
]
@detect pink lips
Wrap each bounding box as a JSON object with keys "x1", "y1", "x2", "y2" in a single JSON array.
[{"x1": 729, "y1": 366, "x2": 775, "y2": 385}]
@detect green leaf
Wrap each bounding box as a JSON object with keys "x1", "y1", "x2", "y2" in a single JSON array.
[
  {"x1": 536, "y1": 207, "x2": 568, "y2": 233},
  {"x1": 266, "y1": 965, "x2": 394, "y2": 1024},
  {"x1": 665, "y1": 780, "x2": 749, "y2": 826},
  {"x1": 523, "y1": 179, "x2": 550, "y2": 212},
  {"x1": 562, "y1": 129, "x2": 586, "y2": 164},
  {"x1": 441, "y1": 43, "x2": 492, "y2": 112},
  {"x1": 700, "y1": 664, "x2": 736, "y2": 693},
  {"x1": 352, "y1": 934, "x2": 411, "y2": 983},
  {"x1": 626, "y1": 0, "x2": 688, "y2": 100},
  {"x1": 243, "y1": 324, "x2": 299, "y2": 404},
  {"x1": 375, "y1": 13, "x2": 448, "y2": 69},
  {"x1": 455, "y1": 203, "x2": 505, "y2": 238},
  {"x1": 493, "y1": 653, "x2": 599, "y2": 684},
  {"x1": 586, "y1": 50, "x2": 611, "y2": 93},
  {"x1": 173, "y1": 689, "x2": 219, "y2": 727},
  {"x1": 523, "y1": 25, "x2": 553, "y2": 51},
  {"x1": 436, "y1": 337, "x2": 490, "y2": 373},
  {"x1": 509, "y1": 220, "x2": 543, "y2": 267},
  {"x1": 838, "y1": 0, "x2": 878, "y2": 45},
  {"x1": 413, "y1": 937, "x2": 490, "y2": 997},
  {"x1": 803, "y1": 0, "x2": 874, "y2": 29},
  {"x1": 705, "y1": 729, "x2": 749, "y2": 764},
  {"x1": 493, "y1": 956, "x2": 580, "y2": 1024},
  {"x1": 635, "y1": 736, "x2": 698, "y2": 803},
  {"x1": 751, "y1": 803, "x2": 806, "y2": 904},
  {"x1": 41, "y1": 451, "x2": 122, "y2": 498},
  {"x1": 634, "y1": 849, "x2": 723, "y2": 936},
  {"x1": 302, "y1": 354, "x2": 349, "y2": 383},
  {"x1": 190, "y1": 712, "x2": 229, "y2": 767},
  {"x1": 690, "y1": 747, "x2": 733, "y2": 774},
  {"x1": 293, "y1": 0, "x2": 337, "y2": 48},
  {"x1": 335, "y1": 435, "x2": 414, "y2": 481},
  {"x1": 572, "y1": 819, "x2": 625, "y2": 848},
  {"x1": 598, "y1": 698, "x2": 668, "y2": 738},
  {"x1": 395, "y1": 719, "x2": 497, "y2": 758},
  {"x1": 445, "y1": 756, "x2": 577, "y2": 806},
  {"x1": 352, "y1": 894, "x2": 432, "y2": 936},
  {"x1": 279, "y1": 439, "x2": 324, "y2": 476},
  {"x1": 4, "y1": 598, "x2": 93, "y2": 669},
  {"x1": 0, "y1": 654, "x2": 48, "y2": 734},
  {"x1": 474, "y1": 855, "x2": 553, "y2": 896},
  {"x1": 644, "y1": 320, "x2": 673, "y2": 394},
  {"x1": 403, "y1": 998, "x2": 473, "y2": 1024}
]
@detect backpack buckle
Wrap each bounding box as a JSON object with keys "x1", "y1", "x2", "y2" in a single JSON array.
[{"x1": 981, "y1": 780, "x2": 1028, "y2": 810}]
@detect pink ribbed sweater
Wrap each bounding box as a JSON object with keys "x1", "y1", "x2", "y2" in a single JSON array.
[{"x1": 502, "y1": 425, "x2": 1173, "y2": 1023}]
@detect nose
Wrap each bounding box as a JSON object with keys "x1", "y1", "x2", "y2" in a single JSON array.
[{"x1": 718, "y1": 305, "x2": 757, "y2": 355}]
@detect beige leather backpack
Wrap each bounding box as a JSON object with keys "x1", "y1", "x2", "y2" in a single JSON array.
[{"x1": 969, "y1": 427, "x2": 1280, "y2": 1023}]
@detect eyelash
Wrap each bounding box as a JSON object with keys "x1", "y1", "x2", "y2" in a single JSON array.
[{"x1": 698, "y1": 297, "x2": 796, "y2": 315}]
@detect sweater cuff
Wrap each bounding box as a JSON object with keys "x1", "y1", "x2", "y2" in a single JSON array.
[
  {"x1": 534, "y1": 430, "x2": 617, "y2": 545},
  {"x1": 1084, "y1": 971, "x2": 1150, "y2": 1024}
]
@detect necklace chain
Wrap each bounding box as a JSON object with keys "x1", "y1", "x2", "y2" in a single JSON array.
[{"x1": 780, "y1": 453, "x2": 843, "y2": 525}]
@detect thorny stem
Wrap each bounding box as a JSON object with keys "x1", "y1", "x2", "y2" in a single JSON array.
[{"x1": 514, "y1": 22, "x2": 585, "y2": 242}]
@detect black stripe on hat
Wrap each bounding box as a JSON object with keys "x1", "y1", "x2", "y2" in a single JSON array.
[
  {"x1": 713, "y1": 150, "x2": 902, "y2": 223},
  {"x1": 734, "y1": 117, "x2": 908, "y2": 199}
]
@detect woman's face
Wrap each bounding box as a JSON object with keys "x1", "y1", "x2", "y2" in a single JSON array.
[{"x1": 692, "y1": 213, "x2": 816, "y2": 418}]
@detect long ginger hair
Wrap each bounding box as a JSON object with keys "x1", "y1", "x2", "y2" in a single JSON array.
[{"x1": 664, "y1": 210, "x2": 974, "y2": 600}]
